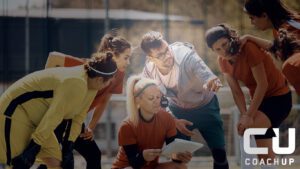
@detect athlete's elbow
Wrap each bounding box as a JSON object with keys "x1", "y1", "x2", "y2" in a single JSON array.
[
  {"x1": 257, "y1": 80, "x2": 268, "y2": 92},
  {"x1": 45, "y1": 51, "x2": 65, "y2": 68}
]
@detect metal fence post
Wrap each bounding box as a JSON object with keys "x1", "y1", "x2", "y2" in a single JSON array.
[
  {"x1": 106, "y1": 102, "x2": 112, "y2": 157},
  {"x1": 232, "y1": 106, "x2": 241, "y2": 165}
]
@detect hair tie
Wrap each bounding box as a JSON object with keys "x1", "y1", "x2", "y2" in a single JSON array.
[
  {"x1": 88, "y1": 64, "x2": 117, "y2": 76},
  {"x1": 134, "y1": 83, "x2": 156, "y2": 97}
]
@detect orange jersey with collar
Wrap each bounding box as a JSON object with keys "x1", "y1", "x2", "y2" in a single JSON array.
[
  {"x1": 218, "y1": 41, "x2": 289, "y2": 98},
  {"x1": 112, "y1": 110, "x2": 177, "y2": 169},
  {"x1": 282, "y1": 53, "x2": 300, "y2": 95},
  {"x1": 64, "y1": 55, "x2": 125, "y2": 111},
  {"x1": 273, "y1": 19, "x2": 300, "y2": 39}
]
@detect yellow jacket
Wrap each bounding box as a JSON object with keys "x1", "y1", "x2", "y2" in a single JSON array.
[{"x1": 0, "y1": 66, "x2": 97, "y2": 145}]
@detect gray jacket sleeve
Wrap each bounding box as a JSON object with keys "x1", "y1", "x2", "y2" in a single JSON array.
[{"x1": 186, "y1": 51, "x2": 217, "y2": 84}]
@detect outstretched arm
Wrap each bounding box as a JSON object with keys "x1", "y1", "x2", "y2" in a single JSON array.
[
  {"x1": 233, "y1": 63, "x2": 268, "y2": 135},
  {"x1": 224, "y1": 73, "x2": 251, "y2": 136},
  {"x1": 190, "y1": 53, "x2": 218, "y2": 84},
  {"x1": 224, "y1": 73, "x2": 247, "y2": 115},
  {"x1": 240, "y1": 35, "x2": 273, "y2": 50},
  {"x1": 174, "y1": 119, "x2": 194, "y2": 137},
  {"x1": 188, "y1": 52, "x2": 221, "y2": 92},
  {"x1": 80, "y1": 94, "x2": 112, "y2": 140},
  {"x1": 247, "y1": 63, "x2": 268, "y2": 118},
  {"x1": 89, "y1": 94, "x2": 112, "y2": 130}
]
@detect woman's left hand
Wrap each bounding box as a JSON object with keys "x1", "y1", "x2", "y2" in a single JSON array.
[
  {"x1": 237, "y1": 114, "x2": 254, "y2": 136},
  {"x1": 80, "y1": 127, "x2": 94, "y2": 140}
]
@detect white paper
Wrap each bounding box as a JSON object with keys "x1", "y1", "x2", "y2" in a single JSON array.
[{"x1": 161, "y1": 138, "x2": 203, "y2": 157}]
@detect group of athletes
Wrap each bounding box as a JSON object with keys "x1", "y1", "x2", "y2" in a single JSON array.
[{"x1": 0, "y1": 0, "x2": 300, "y2": 169}]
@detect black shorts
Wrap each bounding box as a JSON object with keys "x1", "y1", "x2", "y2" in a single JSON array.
[{"x1": 255, "y1": 91, "x2": 292, "y2": 139}]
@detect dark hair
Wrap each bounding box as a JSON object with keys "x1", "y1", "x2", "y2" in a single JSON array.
[
  {"x1": 205, "y1": 24, "x2": 240, "y2": 55},
  {"x1": 205, "y1": 25, "x2": 231, "y2": 48},
  {"x1": 270, "y1": 29, "x2": 300, "y2": 61},
  {"x1": 98, "y1": 30, "x2": 131, "y2": 57},
  {"x1": 140, "y1": 31, "x2": 163, "y2": 54},
  {"x1": 85, "y1": 52, "x2": 117, "y2": 81},
  {"x1": 244, "y1": 0, "x2": 297, "y2": 29}
]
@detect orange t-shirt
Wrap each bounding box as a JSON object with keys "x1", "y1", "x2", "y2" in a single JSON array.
[
  {"x1": 218, "y1": 41, "x2": 289, "y2": 98},
  {"x1": 64, "y1": 55, "x2": 125, "y2": 111},
  {"x1": 273, "y1": 19, "x2": 300, "y2": 40},
  {"x1": 112, "y1": 110, "x2": 177, "y2": 169},
  {"x1": 282, "y1": 53, "x2": 300, "y2": 95},
  {"x1": 271, "y1": 20, "x2": 300, "y2": 95}
]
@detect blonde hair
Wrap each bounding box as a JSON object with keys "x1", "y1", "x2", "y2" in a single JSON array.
[{"x1": 126, "y1": 75, "x2": 159, "y2": 126}]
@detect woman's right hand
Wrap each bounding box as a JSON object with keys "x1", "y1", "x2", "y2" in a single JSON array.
[
  {"x1": 239, "y1": 35, "x2": 250, "y2": 52},
  {"x1": 237, "y1": 114, "x2": 254, "y2": 136},
  {"x1": 142, "y1": 149, "x2": 162, "y2": 162}
]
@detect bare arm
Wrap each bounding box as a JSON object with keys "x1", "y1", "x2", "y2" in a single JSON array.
[
  {"x1": 79, "y1": 94, "x2": 112, "y2": 140},
  {"x1": 236, "y1": 63, "x2": 268, "y2": 135},
  {"x1": 45, "y1": 51, "x2": 67, "y2": 68},
  {"x1": 247, "y1": 63, "x2": 268, "y2": 117},
  {"x1": 224, "y1": 73, "x2": 247, "y2": 115},
  {"x1": 240, "y1": 35, "x2": 273, "y2": 50},
  {"x1": 88, "y1": 94, "x2": 112, "y2": 130}
]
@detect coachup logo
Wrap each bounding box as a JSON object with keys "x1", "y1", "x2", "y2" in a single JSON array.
[{"x1": 243, "y1": 128, "x2": 296, "y2": 155}]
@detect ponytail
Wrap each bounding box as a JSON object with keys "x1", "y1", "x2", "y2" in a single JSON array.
[
  {"x1": 98, "y1": 30, "x2": 131, "y2": 57},
  {"x1": 126, "y1": 75, "x2": 141, "y2": 126},
  {"x1": 125, "y1": 75, "x2": 160, "y2": 126}
]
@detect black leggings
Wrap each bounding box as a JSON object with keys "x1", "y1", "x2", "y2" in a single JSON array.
[
  {"x1": 38, "y1": 121, "x2": 101, "y2": 169},
  {"x1": 211, "y1": 148, "x2": 229, "y2": 169},
  {"x1": 74, "y1": 136, "x2": 101, "y2": 169},
  {"x1": 255, "y1": 92, "x2": 292, "y2": 139}
]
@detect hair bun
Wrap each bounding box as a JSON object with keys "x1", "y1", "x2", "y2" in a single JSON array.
[
  {"x1": 108, "y1": 36, "x2": 113, "y2": 41},
  {"x1": 107, "y1": 36, "x2": 114, "y2": 49},
  {"x1": 106, "y1": 52, "x2": 113, "y2": 60},
  {"x1": 217, "y1": 24, "x2": 230, "y2": 34}
]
